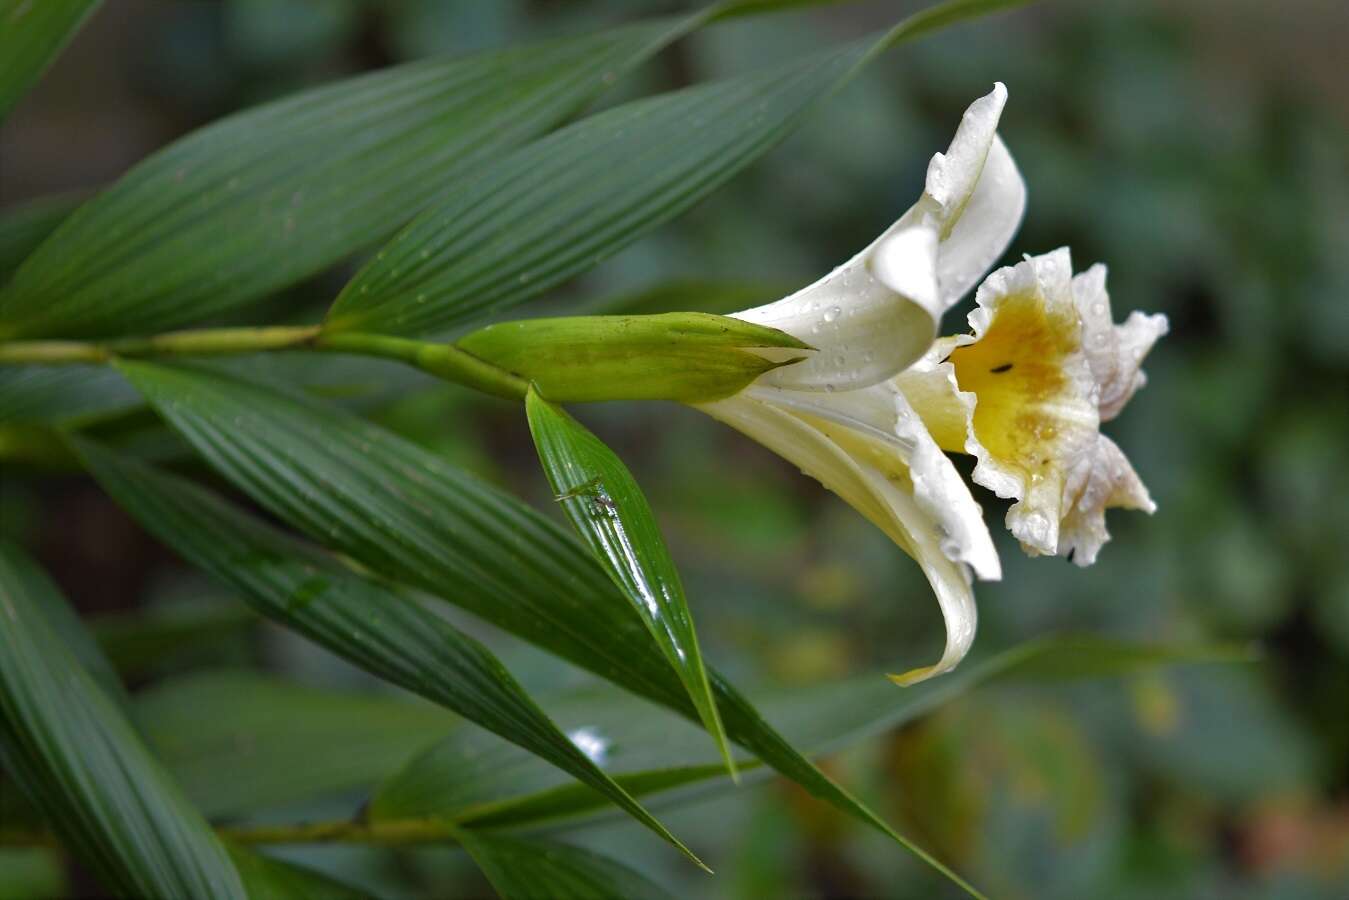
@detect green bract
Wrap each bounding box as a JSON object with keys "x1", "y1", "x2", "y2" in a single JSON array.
[{"x1": 461, "y1": 313, "x2": 808, "y2": 402}]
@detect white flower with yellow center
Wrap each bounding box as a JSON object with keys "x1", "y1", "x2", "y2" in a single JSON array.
[
  {"x1": 695, "y1": 84, "x2": 1024, "y2": 684},
  {"x1": 897, "y1": 248, "x2": 1168, "y2": 565}
]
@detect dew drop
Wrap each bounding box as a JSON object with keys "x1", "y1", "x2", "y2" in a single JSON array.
[{"x1": 823, "y1": 306, "x2": 841, "y2": 323}]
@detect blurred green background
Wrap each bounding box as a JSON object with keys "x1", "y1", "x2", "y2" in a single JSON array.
[{"x1": 1, "y1": 1, "x2": 1346, "y2": 898}]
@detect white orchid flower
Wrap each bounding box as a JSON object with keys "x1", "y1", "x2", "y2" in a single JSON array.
[
  {"x1": 695, "y1": 84, "x2": 1025, "y2": 684},
  {"x1": 896, "y1": 248, "x2": 1168, "y2": 565}
]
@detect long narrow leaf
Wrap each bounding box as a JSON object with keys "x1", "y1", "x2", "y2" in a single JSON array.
[
  {"x1": 2, "y1": 549, "x2": 128, "y2": 710},
  {"x1": 0, "y1": 16, "x2": 700, "y2": 338},
  {"x1": 455, "y1": 827, "x2": 679, "y2": 900},
  {"x1": 0, "y1": 191, "x2": 87, "y2": 281},
  {"x1": 374, "y1": 638, "x2": 1252, "y2": 831},
  {"x1": 0, "y1": 542, "x2": 244, "y2": 899},
  {"x1": 327, "y1": 0, "x2": 1030, "y2": 336},
  {"x1": 0, "y1": 1, "x2": 100, "y2": 121},
  {"x1": 134, "y1": 671, "x2": 458, "y2": 819},
  {"x1": 526, "y1": 388, "x2": 733, "y2": 777},
  {"x1": 0, "y1": 0, "x2": 864, "y2": 338},
  {"x1": 0, "y1": 365, "x2": 139, "y2": 426},
  {"x1": 228, "y1": 845, "x2": 369, "y2": 900},
  {"x1": 91, "y1": 603, "x2": 258, "y2": 679},
  {"x1": 114, "y1": 361, "x2": 978, "y2": 893},
  {"x1": 75, "y1": 438, "x2": 703, "y2": 867}
]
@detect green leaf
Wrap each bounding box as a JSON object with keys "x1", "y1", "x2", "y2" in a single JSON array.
[
  {"x1": 0, "y1": 16, "x2": 703, "y2": 339},
  {"x1": 75, "y1": 438, "x2": 703, "y2": 868},
  {"x1": 460, "y1": 313, "x2": 807, "y2": 402},
  {"x1": 91, "y1": 603, "x2": 258, "y2": 679},
  {"x1": 134, "y1": 670, "x2": 458, "y2": 819},
  {"x1": 0, "y1": 542, "x2": 245, "y2": 899},
  {"x1": 370, "y1": 681, "x2": 736, "y2": 828},
  {"x1": 0, "y1": 546, "x2": 128, "y2": 710},
  {"x1": 113, "y1": 361, "x2": 978, "y2": 894},
  {"x1": 990, "y1": 634, "x2": 1260, "y2": 680},
  {"x1": 374, "y1": 638, "x2": 1251, "y2": 832},
  {"x1": 526, "y1": 388, "x2": 733, "y2": 777},
  {"x1": 0, "y1": 848, "x2": 66, "y2": 900},
  {"x1": 326, "y1": 0, "x2": 1031, "y2": 337},
  {"x1": 227, "y1": 845, "x2": 369, "y2": 900},
  {"x1": 0, "y1": 365, "x2": 140, "y2": 425},
  {"x1": 0, "y1": 191, "x2": 86, "y2": 282},
  {"x1": 455, "y1": 828, "x2": 678, "y2": 900},
  {"x1": 0, "y1": 1, "x2": 100, "y2": 121}
]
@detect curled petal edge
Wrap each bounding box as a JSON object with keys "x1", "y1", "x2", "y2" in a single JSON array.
[
  {"x1": 697, "y1": 392, "x2": 992, "y2": 684},
  {"x1": 734, "y1": 83, "x2": 1025, "y2": 394}
]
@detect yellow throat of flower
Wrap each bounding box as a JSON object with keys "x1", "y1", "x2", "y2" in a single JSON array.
[{"x1": 942, "y1": 291, "x2": 1096, "y2": 478}]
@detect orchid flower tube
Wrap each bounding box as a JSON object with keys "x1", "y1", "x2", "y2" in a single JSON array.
[{"x1": 696, "y1": 84, "x2": 1025, "y2": 685}]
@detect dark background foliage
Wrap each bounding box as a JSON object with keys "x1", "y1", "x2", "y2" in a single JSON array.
[{"x1": 2, "y1": 1, "x2": 1346, "y2": 897}]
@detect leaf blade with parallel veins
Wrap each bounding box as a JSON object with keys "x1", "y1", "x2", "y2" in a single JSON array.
[
  {"x1": 0, "y1": 542, "x2": 245, "y2": 900},
  {"x1": 0, "y1": 17, "x2": 699, "y2": 339},
  {"x1": 526, "y1": 387, "x2": 734, "y2": 777},
  {"x1": 74, "y1": 438, "x2": 704, "y2": 868},
  {"x1": 111, "y1": 360, "x2": 977, "y2": 892},
  {"x1": 326, "y1": 0, "x2": 1032, "y2": 338}
]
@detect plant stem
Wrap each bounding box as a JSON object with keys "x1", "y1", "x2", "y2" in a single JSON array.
[
  {"x1": 0, "y1": 818, "x2": 461, "y2": 849},
  {"x1": 0, "y1": 325, "x2": 528, "y2": 400},
  {"x1": 0, "y1": 340, "x2": 109, "y2": 364},
  {"x1": 315, "y1": 331, "x2": 527, "y2": 400},
  {"x1": 0, "y1": 326, "x2": 321, "y2": 364},
  {"x1": 105, "y1": 325, "x2": 322, "y2": 357},
  {"x1": 220, "y1": 818, "x2": 460, "y2": 846}
]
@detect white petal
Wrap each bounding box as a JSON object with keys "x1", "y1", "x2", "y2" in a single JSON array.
[
  {"x1": 745, "y1": 382, "x2": 1001, "y2": 581},
  {"x1": 1058, "y1": 434, "x2": 1155, "y2": 566},
  {"x1": 894, "y1": 337, "x2": 980, "y2": 455},
  {"x1": 734, "y1": 223, "x2": 939, "y2": 393},
  {"x1": 925, "y1": 83, "x2": 1009, "y2": 222},
  {"x1": 932, "y1": 140, "x2": 1026, "y2": 307},
  {"x1": 1103, "y1": 310, "x2": 1169, "y2": 421},
  {"x1": 734, "y1": 84, "x2": 1023, "y2": 393},
  {"x1": 697, "y1": 392, "x2": 992, "y2": 684},
  {"x1": 1071, "y1": 264, "x2": 1170, "y2": 421}
]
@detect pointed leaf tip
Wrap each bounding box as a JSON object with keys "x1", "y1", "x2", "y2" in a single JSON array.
[{"x1": 525, "y1": 387, "x2": 738, "y2": 781}]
